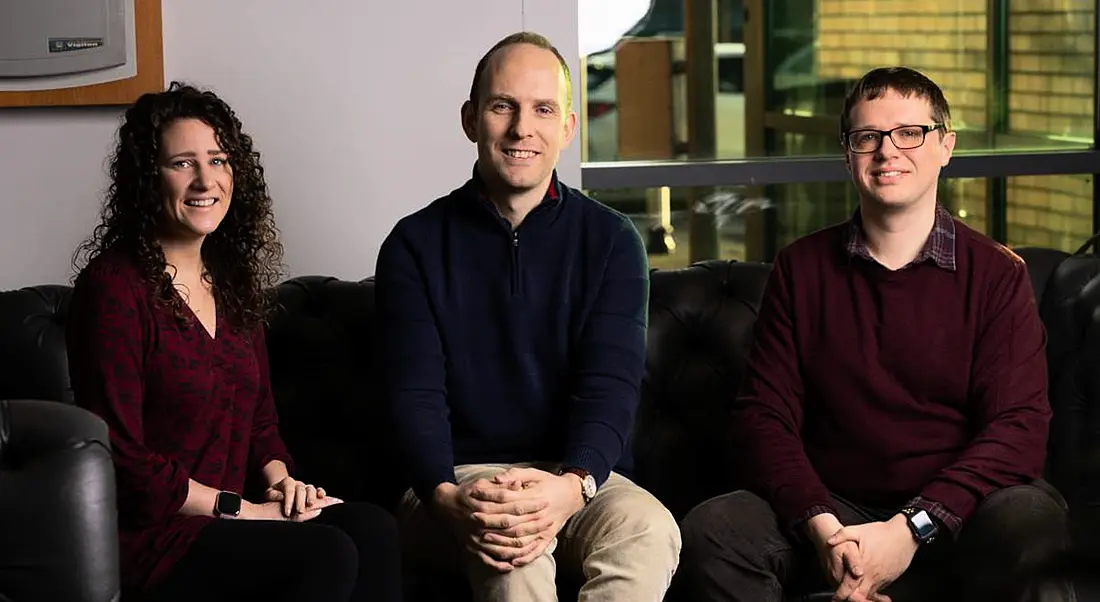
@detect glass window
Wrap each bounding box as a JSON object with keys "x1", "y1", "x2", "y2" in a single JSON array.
[
  {"x1": 589, "y1": 174, "x2": 1093, "y2": 268},
  {"x1": 579, "y1": 0, "x2": 1096, "y2": 162},
  {"x1": 1005, "y1": 174, "x2": 1094, "y2": 250}
]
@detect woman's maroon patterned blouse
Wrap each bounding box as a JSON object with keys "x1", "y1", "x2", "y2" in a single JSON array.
[{"x1": 66, "y1": 250, "x2": 294, "y2": 594}]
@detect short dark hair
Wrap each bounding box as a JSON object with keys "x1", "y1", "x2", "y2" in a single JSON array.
[
  {"x1": 840, "y1": 67, "x2": 952, "y2": 137},
  {"x1": 468, "y1": 31, "x2": 573, "y2": 112}
]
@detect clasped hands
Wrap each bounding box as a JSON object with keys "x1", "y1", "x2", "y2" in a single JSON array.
[
  {"x1": 242, "y1": 476, "x2": 344, "y2": 521},
  {"x1": 433, "y1": 467, "x2": 586, "y2": 573},
  {"x1": 807, "y1": 513, "x2": 919, "y2": 602}
]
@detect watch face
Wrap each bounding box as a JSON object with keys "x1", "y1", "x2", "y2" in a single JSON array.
[
  {"x1": 581, "y1": 475, "x2": 598, "y2": 500},
  {"x1": 216, "y1": 491, "x2": 241, "y2": 517},
  {"x1": 907, "y1": 509, "x2": 937, "y2": 542}
]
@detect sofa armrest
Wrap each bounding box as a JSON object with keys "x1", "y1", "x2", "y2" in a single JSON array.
[{"x1": 0, "y1": 399, "x2": 119, "y2": 602}]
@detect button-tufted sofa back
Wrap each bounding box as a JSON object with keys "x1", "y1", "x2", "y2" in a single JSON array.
[
  {"x1": 1017, "y1": 245, "x2": 1100, "y2": 530},
  {"x1": 0, "y1": 261, "x2": 775, "y2": 516},
  {"x1": 4, "y1": 252, "x2": 1100, "y2": 528},
  {"x1": 634, "y1": 259, "x2": 773, "y2": 518},
  {"x1": 262, "y1": 275, "x2": 406, "y2": 508},
  {"x1": 256, "y1": 261, "x2": 775, "y2": 515},
  {"x1": 0, "y1": 285, "x2": 73, "y2": 405}
]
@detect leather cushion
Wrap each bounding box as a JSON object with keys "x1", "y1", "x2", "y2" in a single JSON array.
[
  {"x1": 0, "y1": 399, "x2": 118, "y2": 602},
  {"x1": 631, "y1": 259, "x2": 772, "y2": 519},
  {"x1": 264, "y1": 276, "x2": 405, "y2": 510},
  {"x1": 0, "y1": 286, "x2": 73, "y2": 405}
]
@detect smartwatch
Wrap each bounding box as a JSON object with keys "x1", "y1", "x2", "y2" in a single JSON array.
[
  {"x1": 900, "y1": 507, "x2": 938, "y2": 544},
  {"x1": 214, "y1": 490, "x2": 242, "y2": 518},
  {"x1": 559, "y1": 467, "x2": 598, "y2": 505}
]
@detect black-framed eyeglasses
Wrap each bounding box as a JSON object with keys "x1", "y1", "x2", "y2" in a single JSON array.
[{"x1": 842, "y1": 124, "x2": 946, "y2": 154}]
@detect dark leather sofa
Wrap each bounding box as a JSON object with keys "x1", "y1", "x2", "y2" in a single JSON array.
[
  {"x1": 262, "y1": 262, "x2": 777, "y2": 523},
  {"x1": 0, "y1": 288, "x2": 120, "y2": 602},
  {"x1": 3, "y1": 245, "x2": 1100, "y2": 602}
]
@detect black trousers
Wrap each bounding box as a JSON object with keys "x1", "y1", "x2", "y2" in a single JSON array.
[
  {"x1": 144, "y1": 502, "x2": 402, "y2": 602},
  {"x1": 669, "y1": 481, "x2": 1070, "y2": 602}
]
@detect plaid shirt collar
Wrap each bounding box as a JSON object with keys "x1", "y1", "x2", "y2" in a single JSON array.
[{"x1": 845, "y1": 203, "x2": 957, "y2": 271}]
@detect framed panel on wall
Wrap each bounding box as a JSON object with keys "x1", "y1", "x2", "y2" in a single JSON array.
[{"x1": 0, "y1": 0, "x2": 163, "y2": 108}]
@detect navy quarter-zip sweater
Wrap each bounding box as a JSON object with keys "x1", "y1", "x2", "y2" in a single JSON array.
[{"x1": 375, "y1": 170, "x2": 649, "y2": 503}]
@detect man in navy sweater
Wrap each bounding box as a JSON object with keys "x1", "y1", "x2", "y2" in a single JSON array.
[
  {"x1": 375, "y1": 31, "x2": 681, "y2": 601},
  {"x1": 673, "y1": 68, "x2": 1069, "y2": 602}
]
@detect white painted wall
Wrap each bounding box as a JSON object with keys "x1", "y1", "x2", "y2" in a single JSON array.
[{"x1": 0, "y1": 1, "x2": 580, "y2": 288}]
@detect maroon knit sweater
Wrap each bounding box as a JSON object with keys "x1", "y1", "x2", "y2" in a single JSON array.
[{"x1": 735, "y1": 213, "x2": 1050, "y2": 536}]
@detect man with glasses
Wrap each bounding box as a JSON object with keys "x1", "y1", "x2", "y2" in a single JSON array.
[{"x1": 671, "y1": 67, "x2": 1069, "y2": 602}]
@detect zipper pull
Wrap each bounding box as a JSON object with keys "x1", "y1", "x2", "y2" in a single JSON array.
[{"x1": 513, "y1": 231, "x2": 519, "y2": 247}]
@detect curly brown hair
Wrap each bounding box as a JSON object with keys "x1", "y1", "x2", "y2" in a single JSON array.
[{"x1": 74, "y1": 81, "x2": 283, "y2": 331}]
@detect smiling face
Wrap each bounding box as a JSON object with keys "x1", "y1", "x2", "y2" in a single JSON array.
[
  {"x1": 158, "y1": 118, "x2": 233, "y2": 243},
  {"x1": 845, "y1": 89, "x2": 955, "y2": 213},
  {"x1": 462, "y1": 42, "x2": 577, "y2": 196}
]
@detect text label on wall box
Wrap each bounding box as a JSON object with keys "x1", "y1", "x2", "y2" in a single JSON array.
[{"x1": 48, "y1": 38, "x2": 106, "y2": 53}]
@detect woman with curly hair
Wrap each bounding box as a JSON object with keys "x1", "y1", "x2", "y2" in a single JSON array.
[{"x1": 66, "y1": 82, "x2": 402, "y2": 602}]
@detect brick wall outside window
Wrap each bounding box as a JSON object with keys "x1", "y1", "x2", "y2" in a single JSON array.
[{"x1": 815, "y1": 0, "x2": 1095, "y2": 250}]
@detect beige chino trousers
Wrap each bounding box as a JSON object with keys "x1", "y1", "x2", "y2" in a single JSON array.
[{"x1": 399, "y1": 463, "x2": 682, "y2": 602}]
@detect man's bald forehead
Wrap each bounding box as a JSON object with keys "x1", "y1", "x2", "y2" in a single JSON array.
[
  {"x1": 480, "y1": 43, "x2": 566, "y2": 92},
  {"x1": 468, "y1": 32, "x2": 573, "y2": 112}
]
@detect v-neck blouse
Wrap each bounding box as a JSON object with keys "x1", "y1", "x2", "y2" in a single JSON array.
[{"x1": 66, "y1": 249, "x2": 294, "y2": 595}]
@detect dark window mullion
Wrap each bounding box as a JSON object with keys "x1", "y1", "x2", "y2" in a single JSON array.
[{"x1": 986, "y1": 0, "x2": 1009, "y2": 243}]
